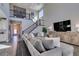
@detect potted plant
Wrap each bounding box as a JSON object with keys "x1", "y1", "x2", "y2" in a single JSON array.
[{"x1": 42, "y1": 27, "x2": 47, "y2": 36}]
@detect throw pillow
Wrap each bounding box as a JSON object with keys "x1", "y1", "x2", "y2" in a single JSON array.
[
  {"x1": 29, "y1": 37, "x2": 45, "y2": 53},
  {"x1": 27, "y1": 33, "x2": 35, "y2": 40},
  {"x1": 28, "y1": 33, "x2": 35, "y2": 38},
  {"x1": 42, "y1": 39, "x2": 55, "y2": 50},
  {"x1": 33, "y1": 33, "x2": 38, "y2": 37},
  {"x1": 45, "y1": 37, "x2": 60, "y2": 48},
  {"x1": 34, "y1": 40, "x2": 46, "y2": 53},
  {"x1": 24, "y1": 33, "x2": 28, "y2": 38}
]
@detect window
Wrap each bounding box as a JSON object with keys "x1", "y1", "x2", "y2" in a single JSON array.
[{"x1": 39, "y1": 9, "x2": 44, "y2": 19}]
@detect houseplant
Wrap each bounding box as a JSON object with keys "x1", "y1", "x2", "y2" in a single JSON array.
[{"x1": 42, "y1": 27, "x2": 47, "y2": 36}]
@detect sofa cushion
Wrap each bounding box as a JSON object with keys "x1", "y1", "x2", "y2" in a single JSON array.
[
  {"x1": 42, "y1": 39, "x2": 55, "y2": 50},
  {"x1": 40, "y1": 47, "x2": 62, "y2": 56},
  {"x1": 29, "y1": 38, "x2": 37, "y2": 46},
  {"x1": 29, "y1": 38, "x2": 45, "y2": 53},
  {"x1": 51, "y1": 37, "x2": 60, "y2": 47},
  {"x1": 43, "y1": 37, "x2": 60, "y2": 49},
  {"x1": 34, "y1": 40, "x2": 46, "y2": 53},
  {"x1": 60, "y1": 42, "x2": 74, "y2": 56}
]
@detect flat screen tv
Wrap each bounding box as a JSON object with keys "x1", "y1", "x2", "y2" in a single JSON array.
[{"x1": 53, "y1": 20, "x2": 71, "y2": 32}]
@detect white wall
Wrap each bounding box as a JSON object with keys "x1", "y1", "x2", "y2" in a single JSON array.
[
  {"x1": 0, "y1": 3, "x2": 9, "y2": 42},
  {"x1": 0, "y1": 3, "x2": 10, "y2": 18},
  {"x1": 0, "y1": 20, "x2": 9, "y2": 42},
  {"x1": 0, "y1": 8, "x2": 7, "y2": 18},
  {"x1": 43, "y1": 3, "x2": 79, "y2": 32}
]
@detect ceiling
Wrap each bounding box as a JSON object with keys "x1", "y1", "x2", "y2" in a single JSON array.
[{"x1": 12, "y1": 3, "x2": 44, "y2": 11}]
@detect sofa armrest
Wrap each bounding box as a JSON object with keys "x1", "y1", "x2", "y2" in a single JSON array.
[
  {"x1": 40, "y1": 47, "x2": 62, "y2": 56},
  {"x1": 22, "y1": 35, "x2": 40, "y2": 56}
]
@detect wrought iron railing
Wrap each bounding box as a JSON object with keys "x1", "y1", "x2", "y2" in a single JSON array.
[{"x1": 22, "y1": 20, "x2": 39, "y2": 34}]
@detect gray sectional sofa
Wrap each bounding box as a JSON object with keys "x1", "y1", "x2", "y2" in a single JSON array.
[{"x1": 22, "y1": 35, "x2": 74, "y2": 56}]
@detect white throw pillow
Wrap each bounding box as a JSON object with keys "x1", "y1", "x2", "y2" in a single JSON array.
[
  {"x1": 38, "y1": 32, "x2": 44, "y2": 37},
  {"x1": 29, "y1": 33, "x2": 35, "y2": 38},
  {"x1": 45, "y1": 37, "x2": 60, "y2": 48},
  {"x1": 24, "y1": 33, "x2": 28, "y2": 37}
]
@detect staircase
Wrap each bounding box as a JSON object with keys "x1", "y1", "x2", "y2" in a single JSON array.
[{"x1": 22, "y1": 20, "x2": 40, "y2": 34}]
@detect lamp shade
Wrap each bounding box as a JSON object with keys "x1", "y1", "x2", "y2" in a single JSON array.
[
  {"x1": 75, "y1": 24, "x2": 79, "y2": 32},
  {"x1": 76, "y1": 24, "x2": 79, "y2": 28}
]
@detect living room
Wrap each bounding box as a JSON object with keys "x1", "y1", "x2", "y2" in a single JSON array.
[
  {"x1": 0, "y1": 3, "x2": 79, "y2": 56},
  {"x1": 23, "y1": 3, "x2": 79, "y2": 56}
]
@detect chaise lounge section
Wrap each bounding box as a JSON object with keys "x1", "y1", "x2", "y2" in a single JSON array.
[{"x1": 22, "y1": 34, "x2": 74, "y2": 56}]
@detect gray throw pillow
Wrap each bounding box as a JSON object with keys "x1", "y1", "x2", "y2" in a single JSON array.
[
  {"x1": 34, "y1": 40, "x2": 46, "y2": 53},
  {"x1": 29, "y1": 39, "x2": 37, "y2": 46},
  {"x1": 42, "y1": 39, "x2": 55, "y2": 50},
  {"x1": 33, "y1": 33, "x2": 38, "y2": 37}
]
